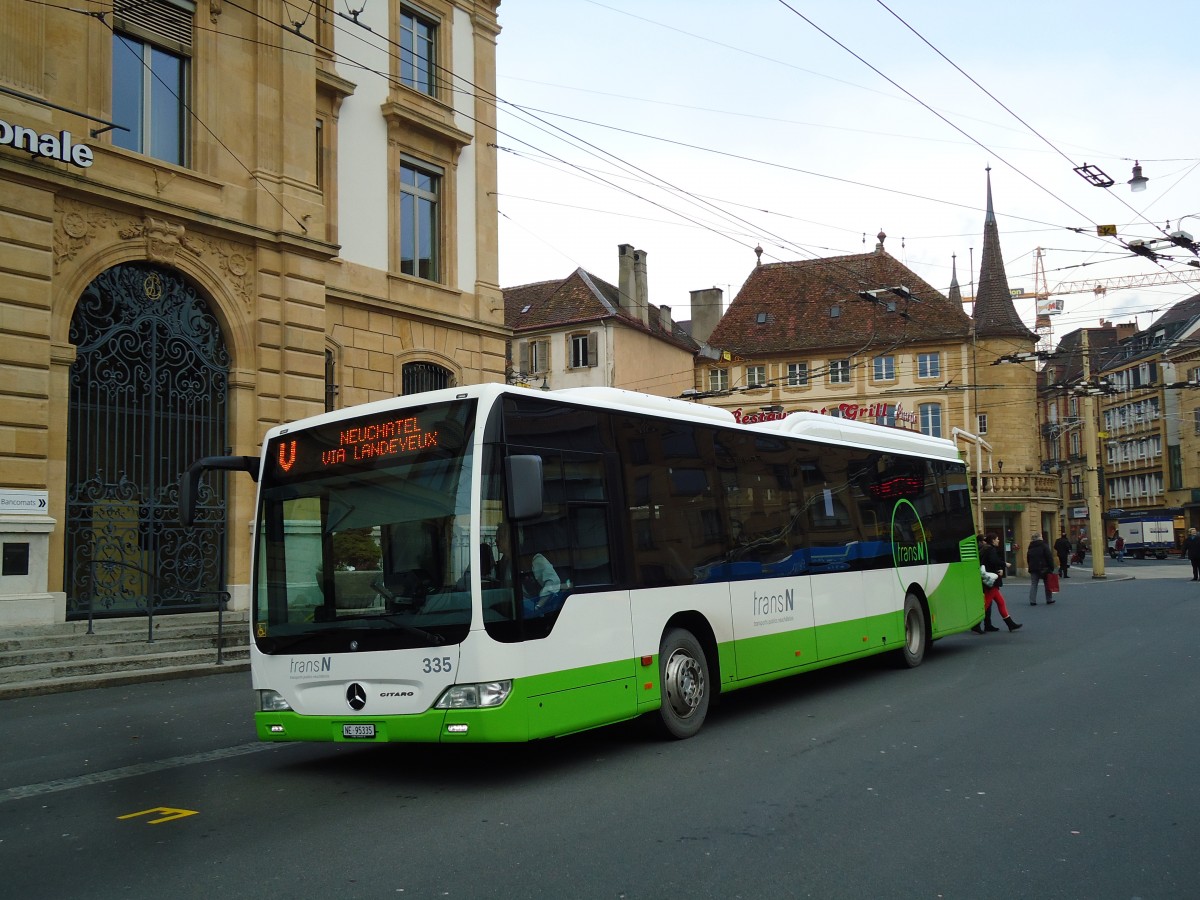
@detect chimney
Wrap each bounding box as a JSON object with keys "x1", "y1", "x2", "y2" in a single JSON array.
[
  {"x1": 659, "y1": 304, "x2": 672, "y2": 332},
  {"x1": 1117, "y1": 322, "x2": 1138, "y2": 341},
  {"x1": 618, "y1": 244, "x2": 636, "y2": 315},
  {"x1": 634, "y1": 248, "x2": 650, "y2": 326},
  {"x1": 689, "y1": 287, "x2": 723, "y2": 345}
]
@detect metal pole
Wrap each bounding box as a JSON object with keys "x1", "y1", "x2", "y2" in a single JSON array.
[
  {"x1": 86, "y1": 560, "x2": 95, "y2": 635},
  {"x1": 1082, "y1": 329, "x2": 1107, "y2": 579},
  {"x1": 216, "y1": 591, "x2": 228, "y2": 666}
]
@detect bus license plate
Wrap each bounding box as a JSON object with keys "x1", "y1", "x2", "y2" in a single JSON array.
[{"x1": 342, "y1": 723, "x2": 376, "y2": 739}]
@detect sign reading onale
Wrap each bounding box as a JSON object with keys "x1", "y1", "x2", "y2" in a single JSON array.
[{"x1": 0, "y1": 117, "x2": 94, "y2": 168}]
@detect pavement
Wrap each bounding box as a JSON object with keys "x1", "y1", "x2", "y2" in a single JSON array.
[{"x1": 1008, "y1": 554, "x2": 1193, "y2": 583}]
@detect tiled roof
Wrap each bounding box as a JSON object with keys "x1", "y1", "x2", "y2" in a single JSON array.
[
  {"x1": 706, "y1": 249, "x2": 972, "y2": 354},
  {"x1": 502, "y1": 268, "x2": 698, "y2": 352},
  {"x1": 1038, "y1": 326, "x2": 1124, "y2": 387},
  {"x1": 1100, "y1": 292, "x2": 1200, "y2": 366},
  {"x1": 1145, "y1": 292, "x2": 1200, "y2": 332}
]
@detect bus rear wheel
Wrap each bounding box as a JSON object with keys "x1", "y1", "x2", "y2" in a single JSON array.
[
  {"x1": 897, "y1": 592, "x2": 927, "y2": 669},
  {"x1": 657, "y1": 627, "x2": 710, "y2": 739}
]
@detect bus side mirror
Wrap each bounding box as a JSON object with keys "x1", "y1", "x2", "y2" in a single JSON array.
[
  {"x1": 180, "y1": 455, "x2": 260, "y2": 525},
  {"x1": 506, "y1": 454, "x2": 544, "y2": 521}
]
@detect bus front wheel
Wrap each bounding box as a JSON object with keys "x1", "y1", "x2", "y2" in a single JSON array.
[
  {"x1": 898, "y1": 592, "x2": 927, "y2": 669},
  {"x1": 657, "y1": 628, "x2": 710, "y2": 739}
]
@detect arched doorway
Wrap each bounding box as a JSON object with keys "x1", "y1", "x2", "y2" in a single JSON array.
[{"x1": 65, "y1": 263, "x2": 230, "y2": 618}]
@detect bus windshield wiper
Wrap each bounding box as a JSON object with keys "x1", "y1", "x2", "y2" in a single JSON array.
[{"x1": 359, "y1": 614, "x2": 446, "y2": 645}]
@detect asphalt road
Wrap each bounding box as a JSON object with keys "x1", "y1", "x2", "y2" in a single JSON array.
[{"x1": 1, "y1": 562, "x2": 1198, "y2": 899}]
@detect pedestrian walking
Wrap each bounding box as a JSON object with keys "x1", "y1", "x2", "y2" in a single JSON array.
[
  {"x1": 1054, "y1": 531, "x2": 1073, "y2": 578},
  {"x1": 1184, "y1": 528, "x2": 1200, "y2": 581},
  {"x1": 1115, "y1": 535, "x2": 1126, "y2": 563},
  {"x1": 972, "y1": 533, "x2": 1022, "y2": 632},
  {"x1": 1027, "y1": 532, "x2": 1056, "y2": 605}
]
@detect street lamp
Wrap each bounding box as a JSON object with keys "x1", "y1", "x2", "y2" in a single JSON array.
[{"x1": 1128, "y1": 161, "x2": 1149, "y2": 192}]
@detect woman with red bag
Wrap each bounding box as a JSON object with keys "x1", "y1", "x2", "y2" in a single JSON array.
[{"x1": 972, "y1": 533, "x2": 1022, "y2": 632}]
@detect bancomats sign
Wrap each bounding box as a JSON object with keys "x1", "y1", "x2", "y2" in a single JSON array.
[{"x1": 0, "y1": 118, "x2": 94, "y2": 168}]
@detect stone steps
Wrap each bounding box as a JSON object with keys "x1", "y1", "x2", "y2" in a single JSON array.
[{"x1": 0, "y1": 611, "x2": 251, "y2": 700}]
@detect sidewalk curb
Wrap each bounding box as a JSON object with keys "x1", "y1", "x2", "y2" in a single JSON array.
[{"x1": 1005, "y1": 573, "x2": 1136, "y2": 583}]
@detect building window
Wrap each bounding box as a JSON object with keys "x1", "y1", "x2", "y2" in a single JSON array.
[
  {"x1": 399, "y1": 7, "x2": 437, "y2": 96},
  {"x1": 519, "y1": 339, "x2": 549, "y2": 375},
  {"x1": 315, "y1": 118, "x2": 325, "y2": 192},
  {"x1": 786, "y1": 362, "x2": 808, "y2": 386},
  {"x1": 977, "y1": 413, "x2": 987, "y2": 435},
  {"x1": 112, "y1": 2, "x2": 190, "y2": 167},
  {"x1": 324, "y1": 348, "x2": 339, "y2": 412},
  {"x1": 917, "y1": 352, "x2": 940, "y2": 379},
  {"x1": 919, "y1": 402, "x2": 942, "y2": 437},
  {"x1": 873, "y1": 355, "x2": 895, "y2": 381},
  {"x1": 829, "y1": 359, "x2": 851, "y2": 385},
  {"x1": 746, "y1": 365, "x2": 766, "y2": 387},
  {"x1": 399, "y1": 160, "x2": 440, "y2": 280},
  {"x1": 569, "y1": 332, "x2": 597, "y2": 369},
  {"x1": 402, "y1": 361, "x2": 453, "y2": 394},
  {"x1": 708, "y1": 368, "x2": 729, "y2": 392}
]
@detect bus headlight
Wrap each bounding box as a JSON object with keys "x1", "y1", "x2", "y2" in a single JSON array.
[
  {"x1": 434, "y1": 680, "x2": 512, "y2": 709},
  {"x1": 258, "y1": 690, "x2": 292, "y2": 712}
]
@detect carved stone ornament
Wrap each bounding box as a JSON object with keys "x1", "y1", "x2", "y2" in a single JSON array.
[
  {"x1": 191, "y1": 236, "x2": 255, "y2": 314},
  {"x1": 53, "y1": 199, "x2": 120, "y2": 272},
  {"x1": 118, "y1": 216, "x2": 204, "y2": 265},
  {"x1": 54, "y1": 201, "x2": 254, "y2": 314}
]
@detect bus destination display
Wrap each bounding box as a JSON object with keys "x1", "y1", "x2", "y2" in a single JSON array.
[{"x1": 270, "y1": 409, "x2": 447, "y2": 481}]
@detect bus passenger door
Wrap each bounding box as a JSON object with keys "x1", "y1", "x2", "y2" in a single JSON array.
[
  {"x1": 505, "y1": 448, "x2": 638, "y2": 739},
  {"x1": 806, "y1": 486, "x2": 868, "y2": 660}
]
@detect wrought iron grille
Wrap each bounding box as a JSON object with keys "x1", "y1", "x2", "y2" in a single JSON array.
[
  {"x1": 65, "y1": 264, "x2": 230, "y2": 618},
  {"x1": 402, "y1": 361, "x2": 453, "y2": 395}
]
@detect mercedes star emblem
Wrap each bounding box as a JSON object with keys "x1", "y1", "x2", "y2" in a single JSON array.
[{"x1": 346, "y1": 682, "x2": 367, "y2": 711}]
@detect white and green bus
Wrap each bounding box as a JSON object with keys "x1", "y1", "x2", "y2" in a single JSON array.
[{"x1": 185, "y1": 384, "x2": 983, "y2": 743}]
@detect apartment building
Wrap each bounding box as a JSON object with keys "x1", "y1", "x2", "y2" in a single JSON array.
[{"x1": 503, "y1": 245, "x2": 700, "y2": 397}]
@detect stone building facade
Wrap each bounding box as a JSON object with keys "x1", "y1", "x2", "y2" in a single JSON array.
[{"x1": 0, "y1": 0, "x2": 504, "y2": 625}]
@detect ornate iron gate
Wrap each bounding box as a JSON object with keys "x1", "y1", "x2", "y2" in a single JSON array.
[{"x1": 65, "y1": 264, "x2": 230, "y2": 618}]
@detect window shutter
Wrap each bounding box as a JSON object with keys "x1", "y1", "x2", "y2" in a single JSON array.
[
  {"x1": 115, "y1": 0, "x2": 195, "y2": 52},
  {"x1": 587, "y1": 332, "x2": 598, "y2": 367},
  {"x1": 518, "y1": 341, "x2": 529, "y2": 374}
]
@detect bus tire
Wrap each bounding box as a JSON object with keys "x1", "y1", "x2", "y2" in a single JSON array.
[
  {"x1": 897, "y1": 592, "x2": 927, "y2": 669},
  {"x1": 656, "y1": 627, "x2": 710, "y2": 739}
]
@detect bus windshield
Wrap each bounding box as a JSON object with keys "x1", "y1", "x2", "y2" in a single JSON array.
[{"x1": 253, "y1": 399, "x2": 476, "y2": 654}]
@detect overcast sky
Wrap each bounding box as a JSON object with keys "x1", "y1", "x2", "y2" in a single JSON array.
[{"x1": 492, "y1": 0, "x2": 1200, "y2": 342}]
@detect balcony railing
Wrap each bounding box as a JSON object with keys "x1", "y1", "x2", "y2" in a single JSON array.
[{"x1": 977, "y1": 471, "x2": 1061, "y2": 498}]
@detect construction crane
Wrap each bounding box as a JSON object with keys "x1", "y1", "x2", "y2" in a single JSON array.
[{"x1": 965, "y1": 247, "x2": 1200, "y2": 353}]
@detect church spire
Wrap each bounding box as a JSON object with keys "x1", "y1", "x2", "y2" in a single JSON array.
[
  {"x1": 974, "y1": 167, "x2": 1036, "y2": 340},
  {"x1": 947, "y1": 253, "x2": 962, "y2": 306}
]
